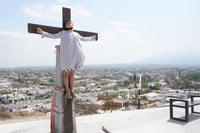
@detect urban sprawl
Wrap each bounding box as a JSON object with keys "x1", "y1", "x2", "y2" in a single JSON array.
[{"x1": 1, "y1": 65, "x2": 200, "y2": 119}]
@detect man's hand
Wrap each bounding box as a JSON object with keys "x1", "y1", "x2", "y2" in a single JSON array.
[
  {"x1": 36, "y1": 27, "x2": 43, "y2": 34},
  {"x1": 92, "y1": 35, "x2": 98, "y2": 41}
]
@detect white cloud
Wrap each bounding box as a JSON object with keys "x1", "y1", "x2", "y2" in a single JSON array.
[
  {"x1": 71, "y1": 5, "x2": 92, "y2": 17},
  {"x1": 0, "y1": 31, "x2": 59, "y2": 67},
  {"x1": 23, "y1": 3, "x2": 93, "y2": 23},
  {"x1": 101, "y1": 22, "x2": 143, "y2": 45},
  {"x1": 83, "y1": 21, "x2": 159, "y2": 65},
  {"x1": 0, "y1": 22, "x2": 148, "y2": 67},
  {"x1": 86, "y1": 20, "x2": 200, "y2": 65},
  {"x1": 83, "y1": 21, "x2": 200, "y2": 65},
  {"x1": 57, "y1": 0, "x2": 68, "y2": 3},
  {"x1": 24, "y1": 3, "x2": 61, "y2": 22},
  {"x1": 1, "y1": 21, "x2": 199, "y2": 67}
]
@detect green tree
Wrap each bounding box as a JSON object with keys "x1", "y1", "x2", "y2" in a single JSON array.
[{"x1": 153, "y1": 83, "x2": 161, "y2": 90}]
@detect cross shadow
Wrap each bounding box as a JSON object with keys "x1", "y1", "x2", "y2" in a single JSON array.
[{"x1": 167, "y1": 113, "x2": 200, "y2": 126}]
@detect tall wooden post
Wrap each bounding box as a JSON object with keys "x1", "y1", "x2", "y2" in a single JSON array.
[{"x1": 50, "y1": 45, "x2": 76, "y2": 133}]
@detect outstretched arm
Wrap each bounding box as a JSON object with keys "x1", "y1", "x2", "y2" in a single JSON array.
[
  {"x1": 75, "y1": 32, "x2": 97, "y2": 41},
  {"x1": 80, "y1": 35, "x2": 96, "y2": 41},
  {"x1": 36, "y1": 27, "x2": 62, "y2": 39}
]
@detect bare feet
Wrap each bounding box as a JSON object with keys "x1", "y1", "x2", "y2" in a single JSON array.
[
  {"x1": 70, "y1": 91, "x2": 76, "y2": 98},
  {"x1": 65, "y1": 91, "x2": 72, "y2": 99}
]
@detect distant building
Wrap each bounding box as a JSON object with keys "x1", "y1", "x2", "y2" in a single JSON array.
[
  {"x1": 0, "y1": 80, "x2": 12, "y2": 88},
  {"x1": 141, "y1": 92, "x2": 160, "y2": 101}
]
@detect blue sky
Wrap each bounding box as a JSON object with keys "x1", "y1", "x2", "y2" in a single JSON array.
[{"x1": 0, "y1": 0, "x2": 200, "y2": 67}]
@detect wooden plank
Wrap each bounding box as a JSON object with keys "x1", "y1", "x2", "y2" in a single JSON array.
[
  {"x1": 28, "y1": 23, "x2": 62, "y2": 34},
  {"x1": 28, "y1": 23, "x2": 98, "y2": 40},
  {"x1": 64, "y1": 99, "x2": 76, "y2": 133},
  {"x1": 55, "y1": 45, "x2": 77, "y2": 133},
  {"x1": 54, "y1": 46, "x2": 65, "y2": 133},
  {"x1": 62, "y1": 7, "x2": 71, "y2": 28},
  {"x1": 62, "y1": 7, "x2": 98, "y2": 40}
]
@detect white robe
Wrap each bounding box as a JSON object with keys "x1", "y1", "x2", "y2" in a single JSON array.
[{"x1": 42, "y1": 30, "x2": 96, "y2": 71}]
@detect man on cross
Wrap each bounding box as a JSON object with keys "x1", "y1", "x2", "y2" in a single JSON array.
[
  {"x1": 28, "y1": 7, "x2": 98, "y2": 133},
  {"x1": 36, "y1": 19, "x2": 97, "y2": 99}
]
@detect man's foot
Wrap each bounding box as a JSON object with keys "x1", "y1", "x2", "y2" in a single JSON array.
[
  {"x1": 65, "y1": 91, "x2": 72, "y2": 99},
  {"x1": 70, "y1": 91, "x2": 76, "y2": 98}
]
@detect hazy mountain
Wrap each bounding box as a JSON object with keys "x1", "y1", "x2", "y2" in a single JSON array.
[{"x1": 138, "y1": 51, "x2": 200, "y2": 66}]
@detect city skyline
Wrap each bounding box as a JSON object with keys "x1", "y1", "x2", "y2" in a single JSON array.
[{"x1": 0, "y1": 0, "x2": 200, "y2": 67}]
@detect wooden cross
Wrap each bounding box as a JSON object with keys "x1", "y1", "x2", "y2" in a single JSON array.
[
  {"x1": 28, "y1": 7, "x2": 98, "y2": 40},
  {"x1": 28, "y1": 7, "x2": 98, "y2": 133}
]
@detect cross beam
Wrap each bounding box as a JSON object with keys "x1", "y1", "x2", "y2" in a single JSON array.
[{"x1": 28, "y1": 7, "x2": 98, "y2": 39}]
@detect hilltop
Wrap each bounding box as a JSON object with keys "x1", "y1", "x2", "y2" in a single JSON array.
[{"x1": 0, "y1": 106, "x2": 200, "y2": 133}]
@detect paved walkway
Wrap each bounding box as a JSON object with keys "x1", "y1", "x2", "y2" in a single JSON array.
[{"x1": 0, "y1": 106, "x2": 200, "y2": 133}]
